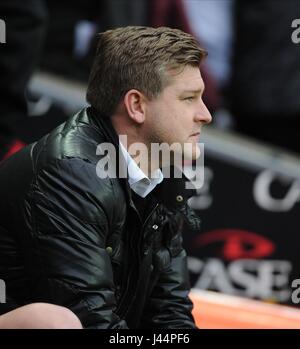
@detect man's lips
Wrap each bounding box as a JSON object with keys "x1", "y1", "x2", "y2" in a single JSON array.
[{"x1": 190, "y1": 132, "x2": 200, "y2": 137}]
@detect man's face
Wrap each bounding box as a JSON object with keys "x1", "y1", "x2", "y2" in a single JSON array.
[{"x1": 144, "y1": 65, "x2": 212, "y2": 162}]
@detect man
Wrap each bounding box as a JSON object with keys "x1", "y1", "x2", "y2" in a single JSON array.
[{"x1": 0, "y1": 26, "x2": 211, "y2": 329}]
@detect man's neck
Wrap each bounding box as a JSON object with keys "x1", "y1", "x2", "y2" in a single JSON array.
[
  {"x1": 110, "y1": 114, "x2": 161, "y2": 178},
  {"x1": 119, "y1": 136, "x2": 160, "y2": 179}
]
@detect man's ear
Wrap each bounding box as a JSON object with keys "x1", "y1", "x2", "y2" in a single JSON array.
[{"x1": 123, "y1": 89, "x2": 147, "y2": 124}]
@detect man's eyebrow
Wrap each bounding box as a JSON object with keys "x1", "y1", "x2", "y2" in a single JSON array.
[{"x1": 181, "y1": 88, "x2": 205, "y2": 94}]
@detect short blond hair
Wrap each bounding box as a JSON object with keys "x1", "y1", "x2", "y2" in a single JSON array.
[{"x1": 86, "y1": 26, "x2": 207, "y2": 117}]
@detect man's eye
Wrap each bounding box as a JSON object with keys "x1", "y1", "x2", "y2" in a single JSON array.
[{"x1": 184, "y1": 96, "x2": 195, "y2": 101}]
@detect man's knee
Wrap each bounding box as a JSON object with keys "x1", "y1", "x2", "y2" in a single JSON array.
[
  {"x1": 35, "y1": 303, "x2": 83, "y2": 329},
  {"x1": 0, "y1": 303, "x2": 83, "y2": 329}
]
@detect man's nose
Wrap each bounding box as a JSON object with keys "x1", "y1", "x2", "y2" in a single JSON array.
[{"x1": 194, "y1": 101, "x2": 212, "y2": 124}]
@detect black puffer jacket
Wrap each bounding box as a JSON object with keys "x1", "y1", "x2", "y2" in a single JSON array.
[{"x1": 0, "y1": 107, "x2": 201, "y2": 329}]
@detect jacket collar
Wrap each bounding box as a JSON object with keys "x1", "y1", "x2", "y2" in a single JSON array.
[{"x1": 87, "y1": 107, "x2": 135, "y2": 204}]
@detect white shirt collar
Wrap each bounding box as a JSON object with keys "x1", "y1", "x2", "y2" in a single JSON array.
[{"x1": 119, "y1": 141, "x2": 164, "y2": 198}]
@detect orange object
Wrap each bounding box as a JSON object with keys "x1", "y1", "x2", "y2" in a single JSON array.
[{"x1": 190, "y1": 289, "x2": 300, "y2": 329}]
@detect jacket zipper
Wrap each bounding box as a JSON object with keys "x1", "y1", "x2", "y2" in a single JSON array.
[{"x1": 116, "y1": 203, "x2": 159, "y2": 319}]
